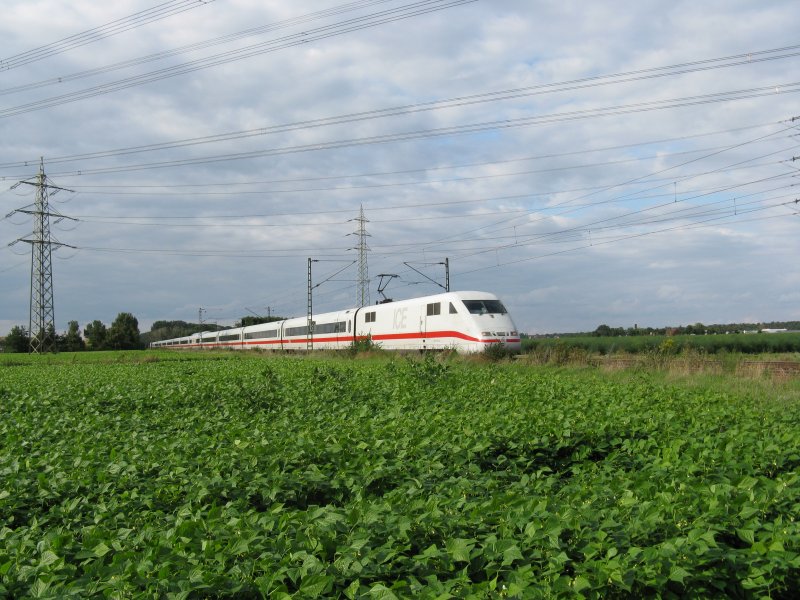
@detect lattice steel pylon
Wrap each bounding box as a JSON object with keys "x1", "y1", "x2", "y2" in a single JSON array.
[
  {"x1": 351, "y1": 205, "x2": 371, "y2": 307},
  {"x1": 10, "y1": 158, "x2": 74, "y2": 353}
]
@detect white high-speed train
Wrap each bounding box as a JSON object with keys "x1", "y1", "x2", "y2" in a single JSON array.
[{"x1": 150, "y1": 291, "x2": 521, "y2": 353}]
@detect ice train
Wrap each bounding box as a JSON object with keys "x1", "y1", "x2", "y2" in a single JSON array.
[{"x1": 151, "y1": 291, "x2": 520, "y2": 353}]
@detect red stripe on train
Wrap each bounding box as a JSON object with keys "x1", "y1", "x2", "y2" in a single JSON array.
[{"x1": 175, "y1": 330, "x2": 519, "y2": 348}]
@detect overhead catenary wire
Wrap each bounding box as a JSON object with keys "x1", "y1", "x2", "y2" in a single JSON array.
[
  {"x1": 366, "y1": 129, "x2": 800, "y2": 282},
  {"x1": 39, "y1": 196, "x2": 792, "y2": 327},
  {"x1": 361, "y1": 185, "x2": 798, "y2": 256},
  {"x1": 455, "y1": 206, "x2": 799, "y2": 277},
  {"x1": 462, "y1": 151, "x2": 798, "y2": 247},
  {"x1": 360, "y1": 201, "x2": 795, "y2": 265},
  {"x1": 415, "y1": 124, "x2": 799, "y2": 250},
  {"x1": 437, "y1": 192, "x2": 798, "y2": 257}
]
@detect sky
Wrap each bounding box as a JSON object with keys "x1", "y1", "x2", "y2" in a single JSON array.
[{"x1": 1, "y1": 0, "x2": 799, "y2": 336}]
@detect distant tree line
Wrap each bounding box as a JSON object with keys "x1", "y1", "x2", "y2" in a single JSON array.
[
  {"x1": 236, "y1": 316, "x2": 284, "y2": 328},
  {"x1": 2, "y1": 313, "x2": 142, "y2": 353},
  {"x1": 586, "y1": 320, "x2": 800, "y2": 338},
  {"x1": 3, "y1": 313, "x2": 290, "y2": 353},
  {"x1": 139, "y1": 320, "x2": 221, "y2": 346},
  {"x1": 140, "y1": 315, "x2": 284, "y2": 345}
]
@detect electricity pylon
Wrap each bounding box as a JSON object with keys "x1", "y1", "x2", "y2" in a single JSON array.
[
  {"x1": 349, "y1": 205, "x2": 371, "y2": 307},
  {"x1": 9, "y1": 158, "x2": 75, "y2": 353}
]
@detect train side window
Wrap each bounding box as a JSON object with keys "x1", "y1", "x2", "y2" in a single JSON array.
[
  {"x1": 348, "y1": 320, "x2": 351, "y2": 333},
  {"x1": 427, "y1": 302, "x2": 441, "y2": 316},
  {"x1": 365, "y1": 311, "x2": 376, "y2": 323},
  {"x1": 449, "y1": 302, "x2": 458, "y2": 314}
]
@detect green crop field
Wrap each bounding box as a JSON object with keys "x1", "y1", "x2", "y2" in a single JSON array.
[
  {"x1": 522, "y1": 332, "x2": 800, "y2": 356},
  {"x1": 1, "y1": 352, "x2": 799, "y2": 598}
]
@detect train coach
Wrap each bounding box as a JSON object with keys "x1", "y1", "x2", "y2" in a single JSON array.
[{"x1": 151, "y1": 290, "x2": 521, "y2": 353}]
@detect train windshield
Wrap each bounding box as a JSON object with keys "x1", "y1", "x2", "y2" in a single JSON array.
[{"x1": 462, "y1": 299, "x2": 507, "y2": 315}]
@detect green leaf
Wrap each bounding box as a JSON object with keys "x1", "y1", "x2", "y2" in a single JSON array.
[
  {"x1": 627, "y1": 546, "x2": 642, "y2": 559},
  {"x1": 573, "y1": 576, "x2": 591, "y2": 592},
  {"x1": 737, "y1": 476, "x2": 759, "y2": 491},
  {"x1": 769, "y1": 540, "x2": 785, "y2": 552},
  {"x1": 736, "y1": 529, "x2": 755, "y2": 546},
  {"x1": 230, "y1": 538, "x2": 249, "y2": 555},
  {"x1": 344, "y1": 579, "x2": 361, "y2": 600},
  {"x1": 299, "y1": 574, "x2": 333, "y2": 598},
  {"x1": 369, "y1": 584, "x2": 399, "y2": 599},
  {"x1": 30, "y1": 579, "x2": 50, "y2": 598},
  {"x1": 502, "y1": 543, "x2": 524, "y2": 566},
  {"x1": 39, "y1": 550, "x2": 60, "y2": 567},
  {"x1": 669, "y1": 566, "x2": 691, "y2": 583},
  {"x1": 446, "y1": 538, "x2": 474, "y2": 563},
  {"x1": 739, "y1": 505, "x2": 760, "y2": 519}
]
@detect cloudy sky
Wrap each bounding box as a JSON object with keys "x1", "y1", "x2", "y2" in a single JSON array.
[{"x1": 1, "y1": 0, "x2": 798, "y2": 336}]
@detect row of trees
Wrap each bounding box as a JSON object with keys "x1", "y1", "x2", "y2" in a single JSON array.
[
  {"x1": 3, "y1": 313, "x2": 141, "y2": 353},
  {"x1": 140, "y1": 316, "x2": 285, "y2": 346},
  {"x1": 4, "y1": 312, "x2": 287, "y2": 353},
  {"x1": 139, "y1": 320, "x2": 220, "y2": 347},
  {"x1": 590, "y1": 320, "x2": 800, "y2": 338}
]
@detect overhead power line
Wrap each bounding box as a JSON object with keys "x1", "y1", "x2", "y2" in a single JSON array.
[
  {"x1": 2, "y1": 40, "x2": 799, "y2": 166},
  {"x1": 61, "y1": 153, "x2": 788, "y2": 198},
  {"x1": 62, "y1": 147, "x2": 789, "y2": 225},
  {"x1": 0, "y1": 0, "x2": 397, "y2": 94},
  {"x1": 33, "y1": 154, "x2": 794, "y2": 257},
  {"x1": 58, "y1": 196, "x2": 794, "y2": 260},
  {"x1": 3, "y1": 84, "x2": 798, "y2": 180},
  {"x1": 0, "y1": 0, "x2": 218, "y2": 72},
  {"x1": 67, "y1": 178, "x2": 795, "y2": 230},
  {"x1": 0, "y1": 0, "x2": 476, "y2": 119},
  {"x1": 4, "y1": 121, "x2": 777, "y2": 184}
]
